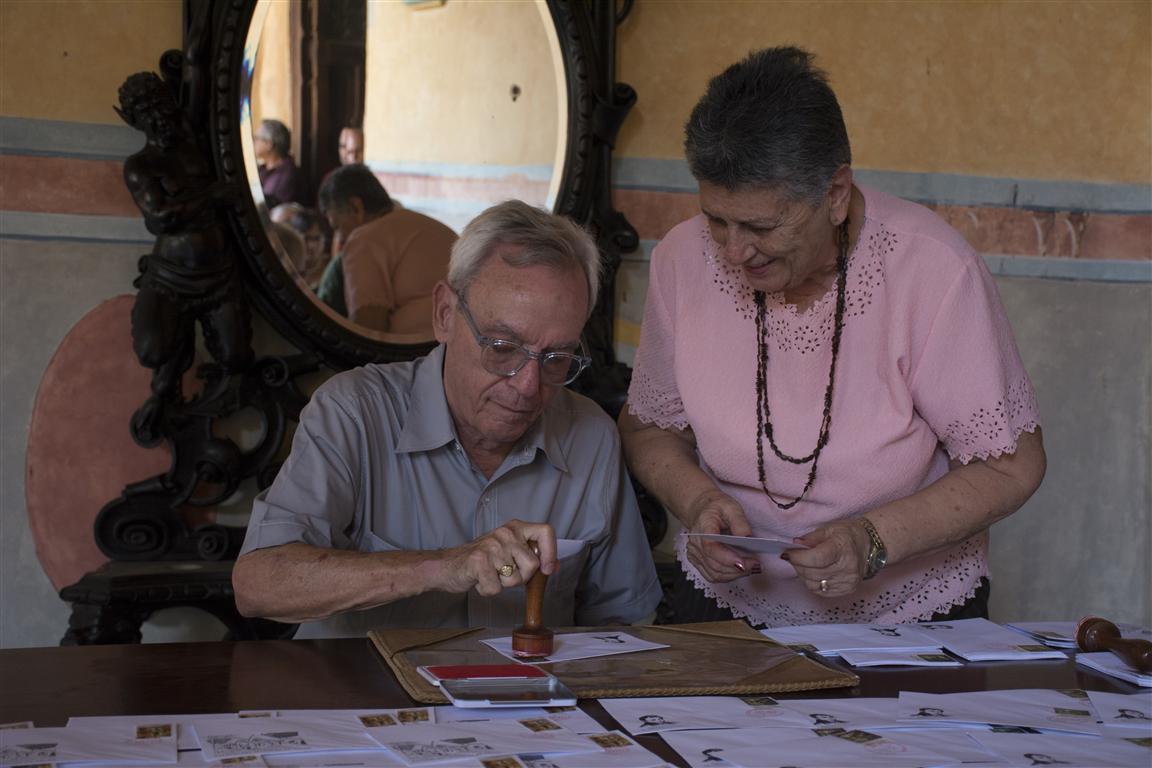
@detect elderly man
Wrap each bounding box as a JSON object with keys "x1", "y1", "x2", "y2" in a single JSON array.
[
  {"x1": 317, "y1": 164, "x2": 454, "y2": 334},
  {"x1": 234, "y1": 200, "x2": 662, "y2": 638}
]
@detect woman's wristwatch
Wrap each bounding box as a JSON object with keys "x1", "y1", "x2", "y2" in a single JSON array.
[{"x1": 860, "y1": 517, "x2": 888, "y2": 580}]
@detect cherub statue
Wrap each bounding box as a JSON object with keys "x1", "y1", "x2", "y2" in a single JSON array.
[{"x1": 115, "y1": 67, "x2": 252, "y2": 445}]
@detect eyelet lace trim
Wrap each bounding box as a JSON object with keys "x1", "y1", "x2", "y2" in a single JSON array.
[
  {"x1": 680, "y1": 534, "x2": 987, "y2": 627},
  {"x1": 703, "y1": 219, "x2": 888, "y2": 355},
  {"x1": 943, "y1": 378, "x2": 1042, "y2": 464},
  {"x1": 627, "y1": 370, "x2": 690, "y2": 431}
]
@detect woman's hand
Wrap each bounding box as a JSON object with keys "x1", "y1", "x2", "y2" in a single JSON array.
[
  {"x1": 787, "y1": 518, "x2": 872, "y2": 597},
  {"x1": 684, "y1": 489, "x2": 762, "y2": 583}
]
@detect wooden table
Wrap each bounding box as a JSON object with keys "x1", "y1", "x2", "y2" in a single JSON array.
[{"x1": 0, "y1": 639, "x2": 1141, "y2": 766}]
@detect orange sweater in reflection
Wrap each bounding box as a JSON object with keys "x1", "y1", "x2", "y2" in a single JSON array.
[{"x1": 341, "y1": 208, "x2": 456, "y2": 334}]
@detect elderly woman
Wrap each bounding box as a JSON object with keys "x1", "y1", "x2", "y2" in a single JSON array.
[{"x1": 619, "y1": 47, "x2": 1046, "y2": 627}]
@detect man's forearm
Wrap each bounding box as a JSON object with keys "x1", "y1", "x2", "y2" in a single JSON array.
[{"x1": 233, "y1": 542, "x2": 446, "y2": 623}]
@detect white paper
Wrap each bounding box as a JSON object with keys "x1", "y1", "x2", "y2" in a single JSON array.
[
  {"x1": 1076, "y1": 651, "x2": 1152, "y2": 687},
  {"x1": 1, "y1": 721, "x2": 177, "y2": 766},
  {"x1": 897, "y1": 689, "x2": 1102, "y2": 735},
  {"x1": 660, "y1": 726, "x2": 949, "y2": 768},
  {"x1": 918, "y1": 618, "x2": 1069, "y2": 662},
  {"x1": 967, "y1": 730, "x2": 1152, "y2": 767},
  {"x1": 838, "y1": 649, "x2": 963, "y2": 667},
  {"x1": 681, "y1": 533, "x2": 805, "y2": 557},
  {"x1": 482, "y1": 632, "x2": 668, "y2": 664},
  {"x1": 597, "y1": 695, "x2": 812, "y2": 734},
  {"x1": 772, "y1": 697, "x2": 907, "y2": 731},
  {"x1": 367, "y1": 718, "x2": 600, "y2": 766},
  {"x1": 263, "y1": 750, "x2": 405, "y2": 767},
  {"x1": 1086, "y1": 690, "x2": 1152, "y2": 736},
  {"x1": 760, "y1": 622, "x2": 942, "y2": 656},
  {"x1": 68, "y1": 714, "x2": 243, "y2": 751},
  {"x1": 190, "y1": 716, "x2": 383, "y2": 761},
  {"x1": 269, "y1": 709, "x2": 435, "y2": 728},
  {"x1": 500, "y1": 731, "x2": 668, "y2": 768},
  {"x1": 431, "y1": 706, "x2": 603, "y2": 734}
]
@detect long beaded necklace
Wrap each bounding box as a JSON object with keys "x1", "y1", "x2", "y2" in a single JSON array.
[{"x1": 753, "y1": 221, "x2": 850, "y2": 509}]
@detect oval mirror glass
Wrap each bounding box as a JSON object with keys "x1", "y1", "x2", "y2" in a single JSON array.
[{"x1": 238, "y1": 0, "x2": 567, "y2": 345}]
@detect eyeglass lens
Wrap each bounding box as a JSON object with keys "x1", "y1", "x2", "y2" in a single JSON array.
[{"x1": 481, "y1": 340, "x2": 583, "y2": 385}]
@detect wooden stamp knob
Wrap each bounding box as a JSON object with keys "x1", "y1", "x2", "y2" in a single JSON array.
[
  {"x1": 1076, "y1": 616, "x2": 1152, "y2": 673},
  {"x1": 512, "y1": 568, "x2": 553, "y2": 659}
]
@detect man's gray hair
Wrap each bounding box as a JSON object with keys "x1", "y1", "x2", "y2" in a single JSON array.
[
  {"x1": 448, "y1": 200, "x2": 601, "y2": 317},
  {"x1": 684, "y1": 46, "x2": 851, "y2": 206}
]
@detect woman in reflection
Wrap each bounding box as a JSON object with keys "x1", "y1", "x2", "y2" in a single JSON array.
[
  {"x1": 271, "y1": 203, "x2": 331, "y2": 288},
  {"x1": 618, "y1": 47, "x2": 1045, "y2": 628},
  {"x1": 255, "y1": 118, "x2": 306, "y2": 207}
]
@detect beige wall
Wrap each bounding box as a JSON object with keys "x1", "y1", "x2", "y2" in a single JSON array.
[
  {"x1": 251, "y1": 0, "x2": 295, "y2": 135},
  {"x1": 0, "y1": 0, "x2": 182, "y2": 123},
  {"x1": 363, "y1": 0, "x2": 559, "y2": 166},
  {"x1": 617, "y1": 0, "x2": 1151, "y2": 183}
]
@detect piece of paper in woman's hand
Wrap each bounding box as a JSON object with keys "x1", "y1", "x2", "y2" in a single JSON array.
[
  {"x1": 683, "y1": 533, "x2": 806, "y2": 557},
  {"x1": 483, "y1": 631, "x2": 669, "y2": 663}
]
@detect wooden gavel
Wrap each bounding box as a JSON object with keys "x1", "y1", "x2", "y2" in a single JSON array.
[
  {"x1": 1075, "y1": 616, "x2": 1152, "y2": 673},
  {"x1": 512, "y1": 566, "x2": 553, "y2": 659}
]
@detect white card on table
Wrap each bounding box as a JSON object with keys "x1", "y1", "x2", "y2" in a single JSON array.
[{"x1": 482, "y1": 631, "x2": 668, "y2": 664}]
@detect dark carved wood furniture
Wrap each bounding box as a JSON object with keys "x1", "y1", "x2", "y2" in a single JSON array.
[
  {"x1": 58, "y1": 0, "x2": 647, "y2": 644},
  {"x1": 1, "y1": 640, "x2": 1141, "y2": 768}
]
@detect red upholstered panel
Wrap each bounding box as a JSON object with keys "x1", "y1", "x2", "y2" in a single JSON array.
[{"x1": 26, "y1": 295, "x2": 171, "y2": 590}]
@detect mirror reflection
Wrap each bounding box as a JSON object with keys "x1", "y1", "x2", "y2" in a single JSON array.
[{"x1": 240, "y1": 0, "x2": 566, "y2": 341}]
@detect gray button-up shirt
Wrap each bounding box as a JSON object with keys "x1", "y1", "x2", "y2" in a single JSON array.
[{"x1": 240, "y1": 344, "x2": 662, "y2": 638}]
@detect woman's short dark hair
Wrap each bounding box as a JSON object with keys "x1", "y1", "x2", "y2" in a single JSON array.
[
  {"x1": 260, "y1": 119, "x2": 292, "y2": 157},
  {"x1": 318, "y1": 164, "x2": 394, "y2": 215},
  {"x1": 684, "y1": 46, "x2": 851, "y2": 204}
]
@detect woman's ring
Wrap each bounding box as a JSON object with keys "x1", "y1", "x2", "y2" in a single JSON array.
[
  {"x1": 498, "y1": 564, "x2": 516, "y2": 578},
  {"x1": 819, "y1": 578, "x2": 829, "y2": 593}
]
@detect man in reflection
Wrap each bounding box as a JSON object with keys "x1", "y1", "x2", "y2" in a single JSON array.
[
  {"x1": 338, "y1": 126, "x2": 364, "y2": 166},
  {"x1": 255, "y1": 119, "x2": 306, "y2": 207},
  {"x1": 233, "y1": 200, "x2": 662, "y2": 637},
  {"x1": 318, "y1": 164, "x2": 455, "y2": 334}
]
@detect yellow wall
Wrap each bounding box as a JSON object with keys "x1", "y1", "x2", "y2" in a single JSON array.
[
  {"x1": 363, "y1": 0, "x2": 559, "y2": 166},
  {"x1": 618, "y1": 0, "x2": 1151, "y2": 184},
  {"x1": 0, "y1": 0, "x2": 182, "y2": 123},
  {"x1": 251, "y1": 0, "x2": 295, "y2": 137}
]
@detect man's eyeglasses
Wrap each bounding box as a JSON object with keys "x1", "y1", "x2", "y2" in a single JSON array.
[{"x1": 456, "y1": 294, "x2": 590, "y2": 386}]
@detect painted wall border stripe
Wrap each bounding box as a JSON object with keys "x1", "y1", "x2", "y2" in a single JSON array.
[
  {"x1": 624, "y1": 239, "x2": 1152, "y2": 284},
  {"x1": 613, "y1": 157, "x2": 1152, "y2": 215},
  {"x1": 0, "y1": 212, "x2": 151, "y2": 244},
  {"x1": 0, "y1": 117, "x2": 141, "y2": 161}
]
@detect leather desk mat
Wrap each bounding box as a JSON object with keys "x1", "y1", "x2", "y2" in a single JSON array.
[{"x1": 369, "y1": 620, "x2": 858, "y2": 704}]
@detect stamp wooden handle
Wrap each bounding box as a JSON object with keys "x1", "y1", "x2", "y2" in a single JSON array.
[
  {"x1": 512, "y1": 569, "x2": 553, "y2": 659},
  {"x1": 1076, "y1": 616, "x2": 1152, "y2": 673}
]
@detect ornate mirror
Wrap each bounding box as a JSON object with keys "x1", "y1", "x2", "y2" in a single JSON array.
[
  {"x1": 87, "y1": 0, "x2": 637, "y2": 569},
  {"x1": 211, "y1": 0, "x2": 636, "y2": 371}
]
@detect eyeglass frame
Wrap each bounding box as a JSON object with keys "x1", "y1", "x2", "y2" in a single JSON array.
[{"x1": 454, "y1": 292, "x2": 591, "y2": 386}]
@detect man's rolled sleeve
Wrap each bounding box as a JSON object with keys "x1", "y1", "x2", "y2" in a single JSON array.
[{"x1": 239, "y1": 391, "x2": 362, "y2": 557}]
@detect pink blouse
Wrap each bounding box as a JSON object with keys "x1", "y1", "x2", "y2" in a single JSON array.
[{"x1": 627, "y1": 184, "x2": 1041, "y2": 626}]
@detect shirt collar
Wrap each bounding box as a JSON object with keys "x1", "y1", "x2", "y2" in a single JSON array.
[{"x1": 395, "y1": 344, "x2": 571, "y2": 474}]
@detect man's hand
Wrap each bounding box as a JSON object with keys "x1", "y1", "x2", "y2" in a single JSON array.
[
  {"x1": 786, "y1": 519, "x2": 872, "y2": 597},
  {"x1": 437, "y1": 519, "x2": 558, "y2": 597},
  {"x1": 683, "y1": 489, "x2": 761, "y2": 583}
]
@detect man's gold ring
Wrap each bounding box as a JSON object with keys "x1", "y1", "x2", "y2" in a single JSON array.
[
  {"x1": 498, "y1": 564, "x2": 516, "y2": 578},
  {"x1": 819, "y1": 578, "x2": 829, "y2": 593}
]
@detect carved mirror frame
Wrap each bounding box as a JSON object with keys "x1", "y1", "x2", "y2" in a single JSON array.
[
  {"x1": 206, "y1": 0, "x2": 637, "y2": 372},
  {"x1": 91, "y1": 0, "x2": 638, "y2": 564}
]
